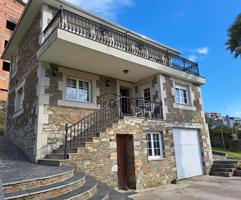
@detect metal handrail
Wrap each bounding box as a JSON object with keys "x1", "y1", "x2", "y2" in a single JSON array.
[
  {"x1": 42, "y1": 9, "x2": 200, "y2": 77},
  {"x1": 64, "y1": 96, "x2": 163, "y2": 159}
]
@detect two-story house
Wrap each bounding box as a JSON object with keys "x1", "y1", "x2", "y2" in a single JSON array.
[{"x1": 2, "y1": 0, "x2": 212, "y2": 190}]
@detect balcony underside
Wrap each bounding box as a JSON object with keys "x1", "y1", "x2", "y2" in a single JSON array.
[{"x1": 37, "y1": 28, "x2": 205, "y2": 84}]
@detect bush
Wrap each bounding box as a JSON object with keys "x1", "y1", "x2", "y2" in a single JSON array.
[
  {"x1": 0, "y1": 128, "x2": 4, "y2": 136},
  {"x1": 236, "y1": 164, "x2": 241, "y2": 170}
]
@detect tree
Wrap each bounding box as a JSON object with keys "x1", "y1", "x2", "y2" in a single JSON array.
[{"x1": 226, "y1": 13, "x2": 241, "y2": 58}]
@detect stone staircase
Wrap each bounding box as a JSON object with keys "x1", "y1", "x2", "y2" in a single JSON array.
[
  {"x1": 209, "y1": 160, "x2": 241, "y2": 177},
  {"x1": 3, "y1": 168, "x2": 110, "y2": 200}
]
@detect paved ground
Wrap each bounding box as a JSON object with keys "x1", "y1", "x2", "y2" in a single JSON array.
[
  {"x1": 0, "y1": 136, "x2": 72, "y2": 184},
  {"x1": 130, "y1": 176, "x2": 241, "y2": 200}
]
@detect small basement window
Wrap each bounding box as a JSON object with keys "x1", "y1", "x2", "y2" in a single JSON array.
[
  {"x1": 147, "y1": 132, "x2": 164, "y2": 159},
  {"x1": 2, "y1": 61, "x2": 10, "y2": 72},
  {"x1": 6, "y1": 20, "x2": 16, "y2": 31}
]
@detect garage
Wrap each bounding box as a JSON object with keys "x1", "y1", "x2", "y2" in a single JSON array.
[{"x1": 173, "y1": 128, "x2": 203, "y2": 179}]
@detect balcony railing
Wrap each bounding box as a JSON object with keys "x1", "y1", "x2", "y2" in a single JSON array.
[{"x1": 43, "y1": 9, "x2": 200, "y2": 76}]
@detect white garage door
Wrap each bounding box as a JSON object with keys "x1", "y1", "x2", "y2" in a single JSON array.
[{"x1": 173, "y1": 128, "x2": 203, "y2": 179}]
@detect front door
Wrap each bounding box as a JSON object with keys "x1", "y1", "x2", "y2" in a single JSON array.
[
  {"x1": 120, "y1": 88, "x2": 130, "y2": 115},
  {"x1": 117, "y1": 134, "x2": 136, "y2": 190}
]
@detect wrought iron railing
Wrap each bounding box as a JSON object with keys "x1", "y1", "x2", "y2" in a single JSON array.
[
  {"x1": 43, "y1": 9, "x2": 200, "y2": 76},
  {"x1": 64, "y1": 96, "x2": 163, "y2": 158}
]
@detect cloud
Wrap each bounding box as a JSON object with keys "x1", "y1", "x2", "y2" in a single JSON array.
[
  {"x1": 192, "y1": 47, "x2": 209, "y2": 55},
  {"x1": 188, "y1": 55, "x2": 198, "y2": 62},
  {"x1": 65, "y1": 0, "x2": 133, "y2": 20}
]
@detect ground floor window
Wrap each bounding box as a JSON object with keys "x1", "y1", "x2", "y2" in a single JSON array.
[
  {"x1": 15, "y1": 86, "x2": 24, "y2": 113},
  {"x1": 66, "y1": 78, "x2": 90, "y2": 102},
  {"x1": 147, "y1": 132, "x2": 164, "y2": 159}
]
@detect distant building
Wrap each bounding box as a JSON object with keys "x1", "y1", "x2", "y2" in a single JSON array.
[
  {"x1": 205, "y1": 112, "x2": 241, "y2": 129},
  {"x1": 0, "y1": 0, "x2": 25, "y2": 102}
]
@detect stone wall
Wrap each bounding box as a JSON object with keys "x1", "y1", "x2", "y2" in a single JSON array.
[
  {"x1": 164, "y1": 75, "x2": 212, "y2": 173},
  {"x1": 5, "y1": 13, "x2": 41, "y2": 161},
  {"x1": 37, "y1": 64, "x2": 119, "y2": 157},
  {"x1": 68, "y1": 117, "x2": 177, "y2": 190}
]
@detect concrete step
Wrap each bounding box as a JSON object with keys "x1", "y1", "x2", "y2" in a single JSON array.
[
  {"x1": 212, "y1": 163, "x2": 237, "y2": 169},
  {"x1": 46, "y1": 154, "x2": 65, "y2": 160},
  {"x1": 234, "y1": 170, "x2": 241, "y2": 177},
  {"x1": 209, "y1": 171, "x2": 233, "y2": 177},
  {"x1": 49, "y1": 177, "x2": 98, "y2": 200},
  {"x1": 213, "y1": 160, "x2": 240, "y2": 165},
  {"x1": 3, "y1": 167, "x2": 74, "y2": 194},
  {"x1": 54, "y1": 148, "x2": 79, "y2": 154},
  {"x1": 210, "y1": 168, "x2": 235, "y2": 173},
  {"x1": 38, "y1": 159, "x2": 69, "y2": 167},
  {"x1": 4, "y1": 172, "x2": 86, "y2": 200}
]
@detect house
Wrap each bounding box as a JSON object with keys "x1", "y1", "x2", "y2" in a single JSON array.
[
  {"x1": 2, "y1": 0, "x2": 212, "y2": 190},
  {"x1": 0, "y1": 0, "x2": 25, "y2": 102}
]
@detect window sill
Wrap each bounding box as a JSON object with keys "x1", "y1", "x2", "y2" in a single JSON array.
[
  {"x1": 148, "y1": 157, "x2": 166, "y2": 161},
  {"x1": 173, "y1": 103, "x2": 196, "y2": 111},
  {"x1": 58, "y1": 100, "x2": 100, "y2": 110},
  {"x1": 13, "y1": 108, "x2": 24, "y2": 118}
]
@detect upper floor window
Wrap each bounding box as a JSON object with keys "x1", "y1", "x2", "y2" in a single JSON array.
[
  {"x1": 147, "y1": 132, "x2": 164, "y2": 159},
  {"x1": 6, "y1": 20, "x2": 16, "y2": 31},
  {"x1": 175, "y1": 85, "x2": 189, "y2": 105},
  {"x1": 2, "y1": 61, "x2": 10, "y2": 72},
  {"x1": 66, "y1": 78, "x2": 90, "y2": 102}
]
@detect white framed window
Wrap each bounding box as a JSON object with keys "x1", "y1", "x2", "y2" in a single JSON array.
[
  {"x1": 175, "y1": 85, "x2": 189, "y2": 105},
  {"x1": 11, "y1": 49, "x2": 18, "y2": 76},
  {"x1": 15, "y1": 86, "x2": 24, "y2": 113},
  {"x1": 66, "y1": 78, "x2": 90, "y2": 103},
  {"x1": 147, "y1": 132, "x2": 164, "y2": 159}
]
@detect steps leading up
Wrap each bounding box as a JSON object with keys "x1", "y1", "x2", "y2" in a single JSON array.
[
  {"x1": 5, "y1": 172, "x2": 86, "y2": 200},
  {"x1": 209, "y1": 160, "x2": 240, "y2": 177},
  {"x1": 3, "y1": 167, "x2": 74, "y2": 194}
]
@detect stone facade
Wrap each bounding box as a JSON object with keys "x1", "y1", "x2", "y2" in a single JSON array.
[
  {"x1": 5, "y1": 13, "x2": 41, "y2": 161},
  {"x1": 67, "y1": 117, "x2": 176, "y2": 190}
]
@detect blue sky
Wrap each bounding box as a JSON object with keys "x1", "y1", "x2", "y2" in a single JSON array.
[{"x1": 25, "y1": 0, "x2": 241, "y2": 117}]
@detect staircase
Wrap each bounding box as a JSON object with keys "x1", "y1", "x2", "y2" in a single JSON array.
[
  {"x1": 38, "y1": 96, "x2": 163, "y2": 166},
  {"x1": 209, "y1": 160, "x2": 241, "y2": 177},
  {"x1": 3, "y1": 168, "x2": 110, "y2": 200}
]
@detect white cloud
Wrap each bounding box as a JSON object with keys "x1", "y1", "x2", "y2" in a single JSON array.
[
  {"x1": 65, "y1": 0, "x2": 133, "y2": 20},
  {"x1": 188, "y1": 55, "x2": 198, "y2": 62},
  {"x1": 22, "y1": 0, "x2": 133, "y2": 20},
  {"x1": 192, "y1": 47, "x2": 209, "y2": 55}
]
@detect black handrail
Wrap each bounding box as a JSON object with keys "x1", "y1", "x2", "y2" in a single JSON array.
[
  {"x1": 64, "y1": 96, "x2": 163, "y2": 159},
  {"x1": 42, "y1": 9, "x2": 200, "y2": 77}
]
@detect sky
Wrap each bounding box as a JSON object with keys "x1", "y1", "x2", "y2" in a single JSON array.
[{"x1": 23, "y1": 0, "x2": 241, "y2": 117}]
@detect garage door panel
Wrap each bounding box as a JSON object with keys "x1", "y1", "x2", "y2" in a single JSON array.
[{"x1": 173, "y1": 129, "x2": 203, "y2": 179}]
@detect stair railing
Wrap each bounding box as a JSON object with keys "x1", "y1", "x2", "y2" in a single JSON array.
[{"x1": 64, "y1": 96, "x2": 164, "y2": 159}]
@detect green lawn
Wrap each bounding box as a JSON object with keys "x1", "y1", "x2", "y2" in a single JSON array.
[{"x1": 213, "y1": 147, "x2": 241, "y2": 160}]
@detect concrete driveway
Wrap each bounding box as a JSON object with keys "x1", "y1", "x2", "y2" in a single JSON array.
[{"x1": 130, "y1": 176, "x2": 241, "y2": 200}]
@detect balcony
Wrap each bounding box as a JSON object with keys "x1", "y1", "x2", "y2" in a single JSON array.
[{"x1": 38, "y1": 9, "x2": 202, "y2": 82}]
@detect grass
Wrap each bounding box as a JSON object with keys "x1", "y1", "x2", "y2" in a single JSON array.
[{"x1": 213, "y1": 147, "x2": 241, "y2": 160}]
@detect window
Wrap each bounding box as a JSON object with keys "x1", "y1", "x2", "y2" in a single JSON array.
[
  {"x1": 6, "y1": 20, "x2": 16, "y2": 31},
  {"x1": 143, "y1": 88, "x2": 151, "y2": 102},
  {"x1": 66, "y1": 78, "x2": 90, "y2": 102},
  {"x1": 175, "y1": 85, "x2": 189, "y2": 105},
  {"x1": 11, "y1": 50, "x2": 18, "y2": 75},
  {"x1": 15, "y1": 86, "x2": 24, "y2": 112},
  {"x1": 147, "y1": 133, "x2": 164, "y2": 159},
  {"x1": 2, "y1": 61, "x2": 10, "y2": 72},
  {"x1": 4, "y1": 40, "x2": 8, "y2": 48}
]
